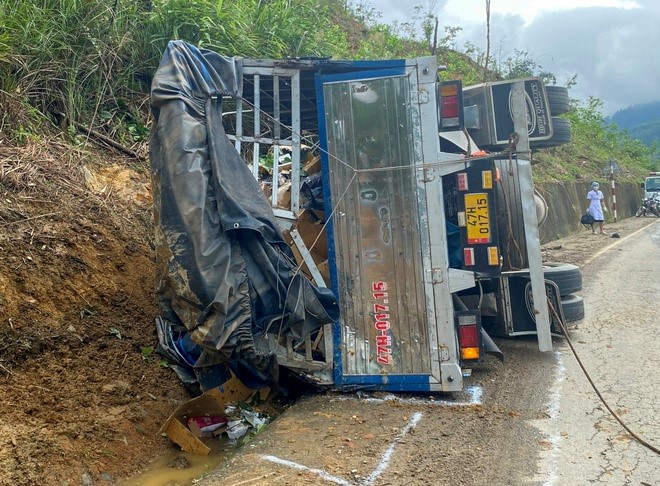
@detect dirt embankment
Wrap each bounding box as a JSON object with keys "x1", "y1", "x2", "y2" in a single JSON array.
[{"x1": 0, "y1": 143, "x2": 189, "y2": 485}]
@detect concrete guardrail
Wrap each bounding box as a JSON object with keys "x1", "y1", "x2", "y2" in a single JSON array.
[{"x1": 537, "y1": 180, "x2": 643, "y2": 244}]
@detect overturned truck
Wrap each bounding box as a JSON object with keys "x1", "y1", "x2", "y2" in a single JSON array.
[{"x1": 150, "y1": 41, "x2": 583, "y2": 394}]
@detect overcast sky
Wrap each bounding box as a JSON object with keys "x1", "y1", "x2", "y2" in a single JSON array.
[{"x1": 354, "y1": 0, "x2": 658, "y2": 116}]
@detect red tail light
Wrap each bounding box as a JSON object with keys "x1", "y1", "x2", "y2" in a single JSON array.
[
  {"x1": 438, "y1": 80, "x2": 464, "y2": 131},
  {"x1": 456, "y1": 311, "x2": 482, "y2": 362},
  {"x1": 441, "y1": 96, "x2": 460, "y2": 119},
  {"x1": 458, "y1": 323, "x2": 479, "y2": 348}
]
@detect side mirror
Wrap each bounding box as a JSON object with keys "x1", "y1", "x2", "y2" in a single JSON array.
[{"x1": 640, "y1": 182, "x2": 644, "y2": 188}]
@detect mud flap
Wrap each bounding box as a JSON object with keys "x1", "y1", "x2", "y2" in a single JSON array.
[{"x1": 481, "y1": 328, "x2": 504, "y2": 363}]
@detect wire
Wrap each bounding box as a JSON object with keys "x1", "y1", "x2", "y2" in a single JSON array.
[
  {"x1": 549, "y1": 301, "x2": 660, "y2": 456},
  {"x1": 238, "y1": 95, "x2": 506, "y2": 176}
]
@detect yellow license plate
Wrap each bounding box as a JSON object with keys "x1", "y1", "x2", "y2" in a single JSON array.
[{"x1": 465, "y1": 193, "x2": 491, "y2": 244}]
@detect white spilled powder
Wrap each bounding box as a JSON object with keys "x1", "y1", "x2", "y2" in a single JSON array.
[
  {"x1": 261, "y1": 455, "x2": 353, "y2": 486},
  {"x1": 260, "y1": 411, "x2": 424, "y2": 486},
  {"x1": 361, "y1": 412, "x2": 423, "y2": 485},
  {"x1": 335, "y1": 385, "x2": 483, "y2": 407},
  {"x1": 530, "y1": 350, "x2": 566, "y2": 486}
]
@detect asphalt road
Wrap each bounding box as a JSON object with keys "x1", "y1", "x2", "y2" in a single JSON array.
[
  {"x1": 197, "y1": 220, "x2": 660, "y2": 486},
  {"x1": 532, "y1": 221, "x2": 660, "y2": 485}
]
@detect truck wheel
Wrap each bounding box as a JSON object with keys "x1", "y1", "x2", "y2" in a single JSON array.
[
  {"x1": 543, "y1": 262, "x2": 582, "y2": 296},
  {"x1": 545, "y1": 86, "x2": 570, "y2": 115},
  {"x1": 560, "y1": 294, "x2": 584, "y2": 325},
  {"x1": 531, "y1": 117, "x2": 572, "y2": 149}
]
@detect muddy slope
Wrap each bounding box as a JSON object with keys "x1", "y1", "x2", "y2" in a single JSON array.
[{"x1": 0, "y1": 143, "x2": 189, "y2": 485}]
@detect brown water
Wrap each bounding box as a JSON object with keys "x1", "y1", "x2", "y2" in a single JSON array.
[{"x1": 118, "y1": 442, "x2": 230, "y2": 486}]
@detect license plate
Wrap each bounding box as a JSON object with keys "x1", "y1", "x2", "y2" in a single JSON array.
[{"x1": 465, "y1": 193, "x2": 491, "y2": 244}]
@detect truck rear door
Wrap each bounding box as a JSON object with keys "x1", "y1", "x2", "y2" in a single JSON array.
[{"x1": 317, "y1": 58, "x2": 464, "y2": 391}]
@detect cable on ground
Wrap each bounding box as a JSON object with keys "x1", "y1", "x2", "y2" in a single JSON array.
[{"x1": 549, "y1": 301, "x2": 660, "y2": 456}]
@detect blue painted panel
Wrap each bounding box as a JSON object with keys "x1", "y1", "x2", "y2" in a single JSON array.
[{"x1": 338, "y1": 374, "x2": 433, "y2": 392}]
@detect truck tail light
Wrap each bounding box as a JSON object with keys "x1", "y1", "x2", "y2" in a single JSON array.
[
  {"x1": 438, "y1": 80, "x2": 464, "y2": 131},
  {"x1": 456, "y1": 311, "x2": 482, "y2": 362},
  {"x1": 442, "y1": 94, "x2": 459, "y2": 118}
]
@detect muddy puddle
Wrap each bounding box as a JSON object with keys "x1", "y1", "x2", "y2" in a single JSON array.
[{"x1": 118, "y1": 442, "x2": 230, "y2": 485}]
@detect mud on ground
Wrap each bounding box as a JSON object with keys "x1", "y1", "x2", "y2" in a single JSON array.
[
  {"x1": 539, "y1": 215, "x2": 656, "y2": 267},
  {"x1": 0, "y1": 141, "x2": 657, "y2": 485},
  {"x1": 0, "y1": 143, "x2": 190, "y2": 485}
]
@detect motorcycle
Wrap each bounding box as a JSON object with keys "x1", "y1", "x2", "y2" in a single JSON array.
[{"x1": 636, "y1": 193, "x2": 660, "y2": 217}]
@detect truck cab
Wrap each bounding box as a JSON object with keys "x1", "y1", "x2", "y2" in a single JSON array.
[{"x1": 642, "y1": 172, "x2": 660, "y2": 199}]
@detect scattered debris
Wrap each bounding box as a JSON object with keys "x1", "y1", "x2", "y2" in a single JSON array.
[
  {"x1": 187, "y1": 415, "x2": 228, "y2": 437},
  {"x1": 160, "y1": 373, "x2": 270, "y2": 455}
]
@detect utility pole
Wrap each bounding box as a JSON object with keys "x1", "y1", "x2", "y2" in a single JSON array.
[
  {"x1": 602, "y1": 158, "x2": 621, "y2": 222},
  {"x1": 610, "y1": 166, "x2": 617, "y2": 222}
]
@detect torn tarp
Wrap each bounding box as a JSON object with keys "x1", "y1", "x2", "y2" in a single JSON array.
[{"x1": 149, "y1": 41, "x2": 339, "y2": 390}]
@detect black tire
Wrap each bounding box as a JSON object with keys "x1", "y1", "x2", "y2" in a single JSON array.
[
  {"x1": 636, "y1": 207, "x2": 644, "y2": 217},
  {"x1": 531, "y1": 117, "x2": 572, "y2": 149},
  {"x1": 545, "y1": 86, "x2": 570, "y2": 115},
  {"x1": 560, "y1": 294, "x2": 584, "y2": 324},
  {"x1": 543, "y1": 262, "x2": 582, "y2": 296}
]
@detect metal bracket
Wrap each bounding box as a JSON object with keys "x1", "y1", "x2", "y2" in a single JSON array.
[
  {"x1": 421, "y1": 166, "x2": 436, "y2": 182},
  {"x1": 447, "y1": 268, "x2": 476, "y2": 293},
  {"x1": 437, "y1": 345, "x2": 450, "y2": 362},
  {"x1": 412, "y1": 88, "x2": 429, "y2": 104},
  {"x1": 431, "y1": 268, "x2": 444, "y2": 284}
]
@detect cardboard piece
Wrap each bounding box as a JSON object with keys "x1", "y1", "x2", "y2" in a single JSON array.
[
  {"x1": 277, "y1": 182, "x2": 291, "y2": 209},
  {"x1": 303, "y1": 155, "x2": 321, "y2": 175},
  {"x1": 281, "y1": 208, "x2": 330, "y2": 285},
  {"x1": 316, "y1": 260, "x2": 330, "y2": 283},
  {"x1": 295, "y1": 209, "x2": 328, "y2": 262},
  {"x1": 160, "y1": 374, "x2": 268, "y2": 455}
]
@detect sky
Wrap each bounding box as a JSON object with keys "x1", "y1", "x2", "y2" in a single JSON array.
[{"x1": 355, "y1": 0, "x2": 659, "y2": 116}]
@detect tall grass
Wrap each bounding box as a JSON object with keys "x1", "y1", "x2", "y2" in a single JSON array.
[
  {"x1": 0, "y1": 0, "x2": 155, "y2": 143},
  {"x1": 0, "y1": 0, "x2": 345, "y2": 145}
]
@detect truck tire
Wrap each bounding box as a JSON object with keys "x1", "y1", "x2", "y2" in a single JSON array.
[
  {"x1": 543, "y1": 262, "x2": 582, "y2": 296},
  {"x1": 560, "y1": 294, "x2": 584, "y2": 324},
  {"x1": 531, "y1": 117, "x2": 572, "y2": 149},
  {"x1": 545, "y1": 86, "x2": 570, "y2": 115}
]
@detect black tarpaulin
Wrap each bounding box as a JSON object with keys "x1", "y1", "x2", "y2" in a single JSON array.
[{"x1": 149, "y1": 41, "x2": 338, "y2": 389}]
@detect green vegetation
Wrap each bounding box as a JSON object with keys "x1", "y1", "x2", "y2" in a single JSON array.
[
  {"x1": 627, "y1": 121, "x2": 660, "y2": 152},
  {"x1": 534, "y1": 97, "x2": 658, "y2": 182},
  {"x1": 0, "y1": 0, "x2": 347, "y2": 146},
  {"x1": 608, "y1": 101, "x2": 660, "y2": 150},
  {"x1": 0, "y1": 0, "x2": 656, "y2": 182}
]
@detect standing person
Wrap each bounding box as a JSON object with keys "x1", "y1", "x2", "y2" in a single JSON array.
[{"x1": 586, "y1": 181, "x2": 607, "y2": 234}]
